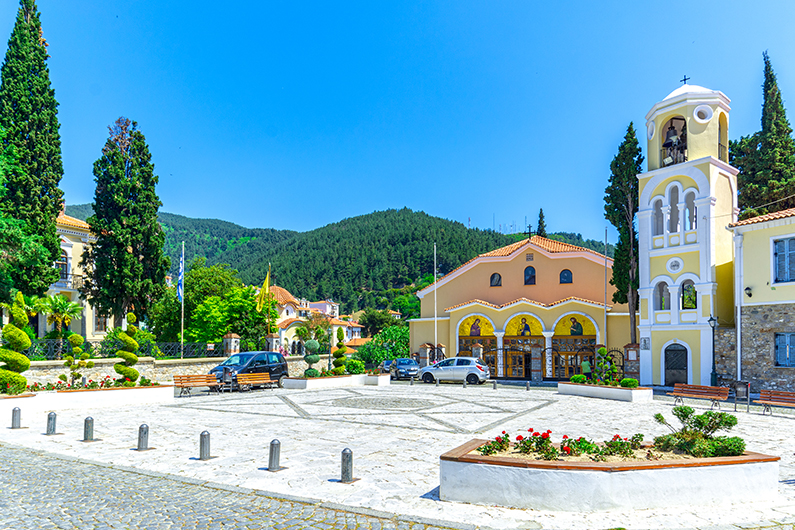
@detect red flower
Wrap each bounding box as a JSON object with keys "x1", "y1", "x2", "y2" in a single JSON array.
[
  {"x1": 502, "y1": 431, "x2": 506, "y2": 434},
  {"x1": 528, "y1": 428, "x2": 533, "y2": 432},
  {"x1": 533, "y1": 432, "x2": 540, "y2": 437},
  {"x1": 562, "y1": 435, "x2": 569, "y2": 439},
  {"x1": 516, "y1": 435, "x2": 524, "y2": 441},
  {"x1": 563, "y1": 446, "x2": 571, "y2": 454},
  {"x1": 541, "y1": 432, "x2": 549, "y2": 439}
]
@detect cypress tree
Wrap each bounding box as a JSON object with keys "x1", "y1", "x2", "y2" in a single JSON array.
[
  {"x1": 732, "y1": 52, "x2": 795, "y2": 219},
  {"x1": 604, "y1": 123, "x2": 642, "y2": 344},
  {"x1": 0, "y1": 0, "x2": 63, "y2": 295},
  {"x1": 536, "y1": 209, "x2": 548, "y2": 238},
  {"x1": 80, "y1": 118, "x2": 170, "y2": 322}
]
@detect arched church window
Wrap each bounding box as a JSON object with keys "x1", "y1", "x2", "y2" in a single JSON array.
[
  {"x1": 681, "y1": 280, "x2": 697, "y2": 310},
  {"x1": 56, "y1": 250, "x2": 68, "y2": 279},
  {"x1": 661, "y1": 116, "x2": 687, "y2": 167},
  {"x1": 560, "y1": 269, "x2": 572, "y2": 284},
  {"x1": 668, "y1": 187, "x2": 680, "y2": 233},
  {"x1": 718, "y1": 113, "x2": 728, "y2": 162},
  {"x1": 490, "y1": 273, "x2": 502, "y2": 287},
  {"x1": 653, "y1": 199, "x2": 664, "y2": 236},
  {"x1": 654, "y1": 282, "x2": 670, "y2": 310},
  {"x1": 524, "y1": 266, "x2": 536, "y2": 286},
  {"x1": 684, "y1": 192, "x2": 697, "y2": 231}
]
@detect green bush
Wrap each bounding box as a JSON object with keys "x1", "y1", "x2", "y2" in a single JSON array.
[
  {"x1": 653, "y1": 406, "x2": 745, "y2": 457},
  {"x1": 331, "y1": 366, "x2": 346, "y2": 375},
  {"x1": 0, "y1": 292, "x2": 31, "y2": 394},
  {"x1": 304, "y1": 368, "x2": 320, "y2": 378},
  {"x1": 111, "y1": 313, "x2": 140, "y2": 384},
  {"x1": 619, "y1": 378, "x2": 639, "y2": 388},
  {"x1": 346, "y1": 359, "x2": 365, "y2": 374},
  {"x1": 62, "y1": 334, "x2": 94, "y2": 384},
  {"x1": 570, "y1": 374, "x2": 587, "y2": 384}
]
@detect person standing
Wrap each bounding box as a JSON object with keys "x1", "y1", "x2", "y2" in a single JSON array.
[{"x1": 581, "y1": 358, "x2": 592, "y2": 380}]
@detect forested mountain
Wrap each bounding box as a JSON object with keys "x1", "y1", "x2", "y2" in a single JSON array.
[{"x1": 66, "y1": 204, "x2": 611, "y2": 314}]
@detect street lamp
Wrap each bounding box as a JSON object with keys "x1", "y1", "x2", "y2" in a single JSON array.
[{"x1": 708, "y1": 315, "x2": 718, "y2": 386}]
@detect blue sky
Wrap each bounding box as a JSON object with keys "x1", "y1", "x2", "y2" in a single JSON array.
[{"x1": 1, "y1": 1, "x2": 794, "y2": 241}]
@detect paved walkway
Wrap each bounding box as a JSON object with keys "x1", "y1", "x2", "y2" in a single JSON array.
[{"x1": 2, "y1": 382, "x2": 795, "y2": 529}]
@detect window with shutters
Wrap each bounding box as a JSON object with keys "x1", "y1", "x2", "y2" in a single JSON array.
[
  {"x1": 775, "y1": 333, "x2": 795, "y2": 367},
  {"x1": 774, "y1": 238, "x2": 795, "y2": 283}
]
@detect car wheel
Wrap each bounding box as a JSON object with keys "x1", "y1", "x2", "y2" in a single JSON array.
[
  {"x1": 422, "y1": 373, "x2": 434, "y2": 384},
  {"x1": 278, "y1": 375, "x2": 287, "y2": 388},
  {"x1": 466, "y1": 374, "x2": 479, "y2": 385}
]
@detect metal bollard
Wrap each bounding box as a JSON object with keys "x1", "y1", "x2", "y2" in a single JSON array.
[
  {"x1": 11, "y1": 407, "x2": 20, "y2": 429},
  {"x1": 493, "y1": 380, "x2": 497, "y2": 390},
  {"x1": 83, "y1": 417, "x2": 94, "y2": 441},
  {"x1": 435, "y1": 378, "x2": 439, "y2": 387},
  {"x1": 46, "y1": 412, "x2": 56, "y2": 435},
  {"x1": 526, "y1": 381, "x2": 530, "y2": 391},
  {"x1": 341, "y1": 448, "x2": 353, "y2": 483},
  {"x1": 199, "y1": 431, "x2": 210, "y2": 461},
  {"x1": 463, "y1": 379, "x2": 467, "y2": 389},
  {"x1": 137, "y1": 424, "x2": 149, "y2": 451},
  {"x1": 409, "y1": 377, "x2": 414, "y2": 386},
  {"x1": 268, "y1": 439, "x2": 281, "y2": 471},
  {"x1": 81, "y1": 376, "x2": 87, "y2": 387}
]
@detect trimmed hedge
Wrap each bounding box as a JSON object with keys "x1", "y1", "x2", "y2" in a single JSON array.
[
  {"x1": 112, "y1": 313, "x2": 140, "y2": 384},
  {"x1": 0, "y1": 292, "x2": 31, "y2": 394}
]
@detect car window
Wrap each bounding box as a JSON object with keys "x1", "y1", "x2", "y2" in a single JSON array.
[
  {"x1": 397, "y1": 359, "x2": 412, "y2": 365},
  {"x1": 267, "y1": 353, "x2": 280, "y2": 364},
  {"x1": 476, "y1": 359, "x2": 487, "y2": 366},
  {"x1": 456, "y1": 359, "x2": 471, "y2": 366},
  {"x1": 222, "y1": 354, "x2": 254, "y2": 366},
  {"x1": 252, "y1": 355, "x2": 269, "y2": 366},
  {"x1": 437, "y1": 359, "x2": 455, "y2": 367}
]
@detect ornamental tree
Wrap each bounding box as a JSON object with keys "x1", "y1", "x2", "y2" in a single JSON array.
[
  {"x1": 0, "y1": 291, "x2": 31, "y2": 393},
  {"x1": 0, "y1": 0, "x2": 63, "y2": 295},
  {"x1": 536, "y1": 209, "x2": 548, "y2": 238},
  {"x1": 604, "y1": 123, "x2": 642, "y2": 344},
  {"x1": 80, "y1": 118, "x2": 170, "y2": 322},
  {"x1": 332, "y1": 326, "x2": 347, "y2": 375}
]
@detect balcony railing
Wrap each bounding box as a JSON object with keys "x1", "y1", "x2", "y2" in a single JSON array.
[
  {"x1": 660, "y1": 147, "x2": 688, "y2": 168},
  {"x1": 718, "y1": 142, "x2": 728, "y2": 162},
  {"x1": 52, "y1": 273, "x2": 84, "y2": 290}
]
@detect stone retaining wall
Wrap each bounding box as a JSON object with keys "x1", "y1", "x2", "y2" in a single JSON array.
[
  {"x1": 23, "y1": 354, "x2": 331, "y2": 384},
  {"x1": 715, "y1": 327, "x2": 737, "y2": 385}
]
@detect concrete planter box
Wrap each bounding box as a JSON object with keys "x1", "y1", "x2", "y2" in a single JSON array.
[
  {"x1": 282, "y1": 374, "x2": 368, "y2": 390},
  {"x1": 364, "y1": 374, "x2": 390, "y2": 386},
  {"x1": 557, "y1": 381, "x2": 653, "y2": 402},
  {"x1": 0, "y1": 385, "x2": 174, "y2": 414},
  {"x1": 440, "y1": 439, "x2": 780, "y2": 511}
]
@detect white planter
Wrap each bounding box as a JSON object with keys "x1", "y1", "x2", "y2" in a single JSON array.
[
  {"x1": 0, "y1": 385, "x2": 174, "y2": 414},
  {"x1": 364, "y1": 374, "x2": 391, "y2": 386},
  {"x1": 440, "y1": 440, "x2": 780, "y2": 511},
  {"x1": 282, "y1": 374, "x2": 369, "y2": 390},
  {"x1": 557, "y1": 382, "x2": 653, "y2": 402}
]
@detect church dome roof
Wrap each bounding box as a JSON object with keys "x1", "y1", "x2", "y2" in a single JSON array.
[{"x1": 663, "y1": 84, "x2": 713, "y2": 101}]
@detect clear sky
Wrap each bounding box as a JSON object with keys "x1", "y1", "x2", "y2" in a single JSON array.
[{"x1": 1, "y1": 1, "x2": 794, "y2": 241}]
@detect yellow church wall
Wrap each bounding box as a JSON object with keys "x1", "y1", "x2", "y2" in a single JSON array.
[
  {"x1": 606, "y1": 313, "x2": 633, "y2": 350},
  {"x1": 648, "y1": 175, "x2": 700, "y2": 201},
  {"x1": 647, "y1": 105, "x2": 724, "y2": 170},
  {"x1": 418, "y1": 246, "x2": 615, "y2": 319},
  {"x1": 713, "y1": 168, "x2": 736, "y2": 322},
  {"x1": 739, "y1": 223, "x2": 795, "y2": 304},
  {"x1": 649, "y1": 251, "x2": 700, "y2": 282},
  {"x1": 650, "y1": 330, "x2": 703, "y2": 385},
  {"x1": 409, "y1": 319, "x2": 450, "y2": 353}
]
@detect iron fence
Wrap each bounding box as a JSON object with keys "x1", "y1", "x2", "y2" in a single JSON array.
[{"x1": 21, "y1": 339, "x2": 225, "y2": 360}]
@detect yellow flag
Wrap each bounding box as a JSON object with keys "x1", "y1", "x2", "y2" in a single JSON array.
[{"x1": 256, "y1": 270, "x2": 270, "y2": 313}]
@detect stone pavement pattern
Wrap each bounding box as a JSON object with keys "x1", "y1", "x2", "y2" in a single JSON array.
[{"x1": 3, "y1": 383, "x2": 795, "y2": 529}]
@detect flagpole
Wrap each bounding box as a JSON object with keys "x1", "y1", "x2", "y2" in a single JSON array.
[
  {"x1": 434, "y1": 243, "x2": 437, "y2": 361},
  {"x1": 180, "y1": 241, "x2": 185, "y2": 359}
]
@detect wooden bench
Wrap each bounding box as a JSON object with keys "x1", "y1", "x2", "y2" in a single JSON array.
[
  {"x1": 174, "y1": 374, "x2": 221, "y2": 397},
  {"x1": 235, "y1": 372, "x2": 274, "y2": 391},
  {"x1": 667, "y1": 383, "x2": 730, "y2": 410},
  {"x1": 755, "y1": 389, "x2": 795, "y2": 415}
]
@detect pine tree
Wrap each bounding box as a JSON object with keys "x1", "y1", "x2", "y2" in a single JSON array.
[
  {"x1": 0, "y1": 0, "x2": 63, "y2": 295},
  {"x1": 604, "y1": 123, "x2": 642, "y2": 344},
  {"x1": 732, "y1": 52, "x2": 795, "y2": 219},
  {"x1": 536, "y1": 209, "x2": 548, "y2": 238},
  {"x1": 80, "y1": 118, "x2": 170, "y2": 322}
]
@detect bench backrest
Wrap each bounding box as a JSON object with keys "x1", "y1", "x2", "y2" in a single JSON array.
[
  {"x1": 760, "y1": 389, "x2": 795, "y2": 403},
  {"x1": 672, "y1": 383, "x2": 729, "y2": 398},
  {"x1": 237, "y1": 373, "x2": 271, "y2": 381},
  {"x1": 174, "y1": 374, "x2": 217, "y2": 384}
]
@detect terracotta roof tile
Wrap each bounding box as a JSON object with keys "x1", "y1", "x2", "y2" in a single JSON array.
[
  {"x1": 57, "y1": 212, "x2": 90, "y2": 230},
  {"x1": 345, "y1": 337, "x2": 371, "y2": 347},
  {"x1": 269, "y1": 285, "x2": 298, "y2": 305},
  {"x1": 729, "y1": 207, "x2": 795, "y2": 227},
  {"x1": 277, "y1": 317, "x2": 304, "y2": 329}
]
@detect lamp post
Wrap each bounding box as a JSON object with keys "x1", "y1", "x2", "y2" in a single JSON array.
[{"x1": 708, "y1": 315, "x2": 718, "y2": 386}]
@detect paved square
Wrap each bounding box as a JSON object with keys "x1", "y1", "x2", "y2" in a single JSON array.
[{"x1": 2, "y1": 383, "x2": 795, "y2": 529}]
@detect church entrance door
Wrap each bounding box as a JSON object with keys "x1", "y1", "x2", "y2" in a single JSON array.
[{"x1": 664, "y1": 344, "x2": 688, "y2": 385}]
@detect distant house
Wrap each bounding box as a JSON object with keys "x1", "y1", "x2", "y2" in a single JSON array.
[
  {"x1": 309, "y1": 300, "x2": 340, "y2": 318},
  {"x1": 388, "y1": 310, "x2": 402, "y2": 320}
]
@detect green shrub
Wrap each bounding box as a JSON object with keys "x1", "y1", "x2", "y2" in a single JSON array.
[
  {"x1": 62, "y1": 334, "x2": 94, "y2": 384},
  {"x1": 570, "y1": 374, "x2": 587, "y2": 384},
  {"x1": 331, "y1": 366, "x2": 346, "y2": 375},
  {"x1": 653, "y1": 406, "x2": 745, "y2": 457},
  {"x1": 304, "y1": 368, "x2": 320, "y2": 378},
  {"x1": 619, "y1": 378, "x2": 639, "y2": 388},
  {"x1": 0, "y1": 292, "x2": 31, "y2": 394},
  {"x1": 346, "y1": 359, "x2": 365, "y2": 374},
  {"x1": 111, "y1": 313, "x2": 140, "y2": 383}
]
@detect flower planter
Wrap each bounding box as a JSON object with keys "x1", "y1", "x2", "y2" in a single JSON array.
[
  {"x1": 0, "y1": 385, "x2": 174, "y2": 414},
  {"x1": 364, "y1": 374, "x2": 390, "y2": 386},
  {"x1": 557, "y1": 381, "x2": 653, "y2": 402},
  {"x1": 440, "y1": 439, "x2": 780, "y2": 511},
  {"x1": 282, "y1": 374, "x2": 369, "y2": 390}
]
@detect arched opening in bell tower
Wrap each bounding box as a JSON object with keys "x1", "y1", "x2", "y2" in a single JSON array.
[
  {"x1": 718, "y1": 113, "x2": 728, "y2": 162},
  {"x1": 661, "y1": 116, "x2": 687, "y2": 167}
]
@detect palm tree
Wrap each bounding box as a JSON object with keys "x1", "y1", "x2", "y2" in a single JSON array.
[{"x1": 40, "y1": 295, "x2": 83, "y2": 359}]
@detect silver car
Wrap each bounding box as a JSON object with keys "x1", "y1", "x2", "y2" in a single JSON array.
[{"x1": 418, "y1": 357, "x2": 490, "y2": 385}]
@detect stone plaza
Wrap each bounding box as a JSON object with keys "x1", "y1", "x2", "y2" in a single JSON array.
[{"x1": 2, "y1": 382, "x2": 795, "y2": 529}]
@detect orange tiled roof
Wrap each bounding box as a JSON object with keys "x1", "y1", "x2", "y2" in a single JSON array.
[
  {"x1": 277, "y1": 317, "x2": 304, "y2": 329},
  {"x1": 729, "y1": 207, "x2": 795, "y2": 227},
  {"x1": 57, "y1": 212, "x2": 90, "y2": 230},
  {"x1": 329, "y1": 317, "x2": 363, "y2": 328},
  {"x1": 345, "y1": 337, "x2": 371, "y2": 347},
  {"x1": 444, "y1": 296, "x2": 609, "y2": 312},
  {"x1": 437, "y1": 236, "x2": 608, "y2": 284},
  {"x1": 269, "y1": 285, "x2": 298, "y2": 305}
]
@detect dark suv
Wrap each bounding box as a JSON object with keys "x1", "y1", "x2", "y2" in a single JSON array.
[{"x1": 209, "y1": 351, "x2": 289, "y2": 389}]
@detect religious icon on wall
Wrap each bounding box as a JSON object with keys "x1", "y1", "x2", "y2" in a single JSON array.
[
  {"x1": 470, "y1": 318, "x2": 481, "y2": 336},
  {"x1": 519, "y1": 318, "x2": 532, "y2": 336},
  {"x1": 569, "y1": 317, "x2": 583, "y2": 336}
]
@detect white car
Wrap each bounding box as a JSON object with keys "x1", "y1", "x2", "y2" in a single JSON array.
[{"x1": 418, "y1": 357, "x2": 490, "y2": 384}]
